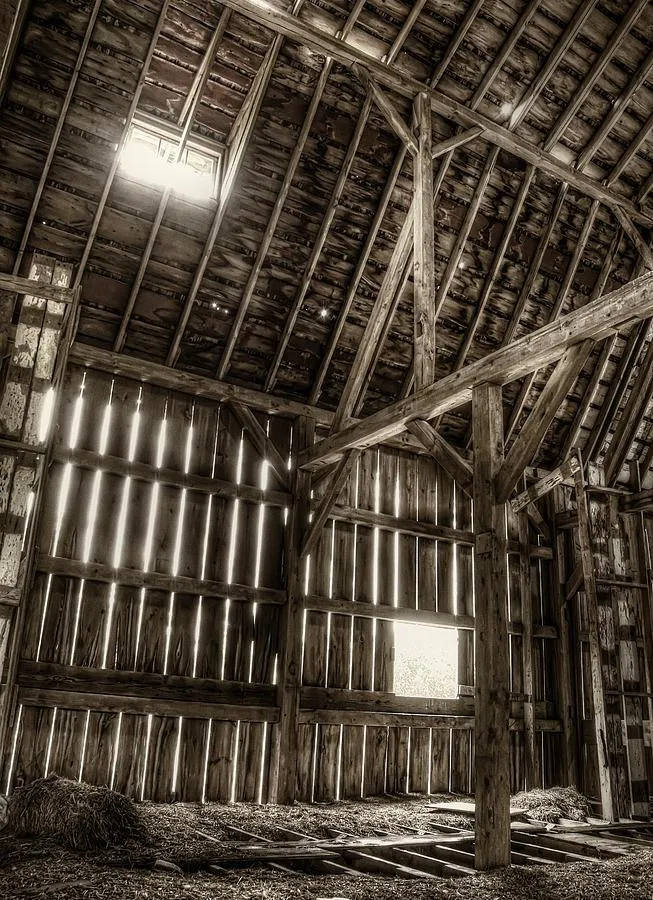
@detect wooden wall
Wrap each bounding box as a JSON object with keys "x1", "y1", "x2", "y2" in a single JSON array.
[
  {"x1": 2, "y1": 364, "x2": 563, "y2": 802},
  {"x1": 555, "y1": 469, "x2": 653, "y2": 819}
]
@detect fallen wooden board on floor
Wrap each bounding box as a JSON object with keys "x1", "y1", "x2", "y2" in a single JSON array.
[{"x1": 428, "y1": 800, "x2": 527, "y2": 818}]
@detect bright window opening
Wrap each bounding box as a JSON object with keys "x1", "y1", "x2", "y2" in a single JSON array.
[
  {"x1": 393, "y1": 622, "x2": 458, "y2": 699},
  {"x1": 120, "y1": 120, "x2": 220, "y2": 200}
]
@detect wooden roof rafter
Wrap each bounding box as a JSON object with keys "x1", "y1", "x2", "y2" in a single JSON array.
[
  {"x1": 542, "y1": 0, "x2": 651, "y2": 154},
  {"x1": 332, "y1": 0, "x2": 503, "y2": 417},
  {"x1": 249, "y1": 0, "x2": 435, "y2": 394},
  {"x1": 114, "y1": 5, "x2": 233, "y2": 353},
  {"x1": 503, "y1": 197, "x2": 601, "y2": 447},
  {"x1": 11, "y1": 0, "x2": 104, "y2": 279},
  {"x1": 577, "y1": 44, "x2": 653, "y2": 171},
  {"x1": 559, "y1": 228, "x2": 623, "y2": 459},
  {"x1": 584, "y1": 316, "x2": 649, "y2": 462},
  {"x1": 508, "y1": 0, "x2": 600, "y2": 132},
  {"x1": 165, "y1": 7, "x2": 297, "y2": 368},
  {"x1": 354, "y1": 0, "x2": 612, "y2": 413},
  {"x1": 71, "y1": 0, "x2": 173, "y2": 293},
  {"x1": 214, "y1": 0, "x2": 653, "y2": 228},
  {"x1": 214, "y1": 0, "x2": 367, "y2": 382},
  {"x1": 603, "y1": 329, "x2": 653, "y2": 484}
]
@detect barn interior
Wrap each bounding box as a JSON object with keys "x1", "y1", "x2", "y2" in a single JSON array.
[{"x1": 3, "y1": 0, "x2": 653, "y2": 892}]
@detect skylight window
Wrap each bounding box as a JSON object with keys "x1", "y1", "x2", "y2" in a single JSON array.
[
  {"x1": 393, "y1": 622, "x2": 458, "y2": 699},
  {"x1": 120, "y1": 120, "x2": 220, "y2": 200}
]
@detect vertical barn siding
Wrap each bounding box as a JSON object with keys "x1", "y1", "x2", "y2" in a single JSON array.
[
  {"x1": 5, "y1": 368, "x2": 568, "y2": 801},
  {"x1": 8, "y1": 365, "x2": 290, "y2": 801}
]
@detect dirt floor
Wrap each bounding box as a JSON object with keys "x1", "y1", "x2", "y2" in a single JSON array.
[{"x1": 2, "y1": 796, "x2": 653, "y2": 899}]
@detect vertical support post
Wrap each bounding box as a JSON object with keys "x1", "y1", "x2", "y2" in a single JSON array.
[
  {"x1": 270, "y1": 416, "x2": 313, "y2": 803},
  {"x1": 413, "y1": 91, "x2": 435, "y2": 391},
  {"x1": 552, "y1": 489, "x2": 580, "y2": 789},
  {"x1": 518, "y1": 505, "x2": 537, "y2": 789},
  {"x1": 472, "y1": 382, "x2": 511, "y2": 870},
  {"x1": 573, "y1": 464, "x2": 616, "y2": 820}
]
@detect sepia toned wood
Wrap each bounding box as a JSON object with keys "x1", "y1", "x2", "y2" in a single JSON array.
[
  {"x1": 573, "y1": 467, "x2": 618, "y2": 820},
  {"x1": 10, "y1": 0, "x2": 653, "y2": 809},
  {"x1": 302, "y1": 274, "x2": 653, "y2": 471},
  {"x1": 413, "y1": 91, "x2": 435, "y2": 391},
  {"x1": 472, "y1": 382, "x2": 510, "y2": 870}
]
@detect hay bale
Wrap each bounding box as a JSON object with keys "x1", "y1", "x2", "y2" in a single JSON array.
[
  {"x1": 4, "y1": 774, "x2": 146, "y2": 850},
  {"x1": 511, "y1": 786, "x2": 592, "y2": 823}
]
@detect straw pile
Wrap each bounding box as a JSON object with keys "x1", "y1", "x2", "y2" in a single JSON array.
[
  {"x1": 4, "y1": 774, "x2": 146, "y2": 850},
  {"x1": 512, "y1": 786, "x2": 592, "y2": 823}
]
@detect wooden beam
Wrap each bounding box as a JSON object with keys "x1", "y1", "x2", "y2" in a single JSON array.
[
  {"x1": 54, "y1": 445, "x2": 289, "y2": 508},
  {"x1": 326, "y1": 503, "x2": 475, "y2": 546},
  {"x1": 621, "y1": 485, "x2": 653, "y2": 513},
  {"x1": 469, "y1": 0, "x2": 540, "y2": 108},
  {"x1": 165, "y1": 4, "x2": 298, "y2": 368},
  {"x1": 502, "y1": 184, "x2": 569, "y2": 347},
  {"x1": 214, "y1": 0, "x2": 653, "y2": 228},
  {"x1": 573, "y1": 464, "x2": 615, "y2": 819},
  {"x1": 272, "y1": 416, "x2": 313, "y2": 803},
  {"x1": 518, "y1": 507, "x2": 537, "y2": 789},
  {"x1": 352, "y1": 250, "x2": 413, "y2": 417},
  {"x1": 611, "y1": 206, "x2": 653, "y2": 270},
  {"x1": 309, "y1": 142, "x2": 407, "y2": 405},
  {"x1": 229, "y1": 402, "x2": 291, "y2": 491},
  {"x1": 495, "y1": 341, "x2": 593, "y2": 504},
  {"x1": 511, "y1": 455, "x2": 581, "y2": 513},
  {"x1": 215, "y1": 1, "x2": 364, "y2": 379},
  {"x1": 454, "y1": 167, "x2": 535, "y2": 370},
  {"x1": 0, "y1": 0, "x2": 29, "y2": 108},
  {"x1": 72, "y1": 2, "x2": 171, "y2": 291},
  {"x1": 115, "y1": 6, "x2": 232, "y2": 353},
  {"x1": 472, "y1": 382, "x2": 510, "y2": 870},
  {"x1": 332, "y1": 197, "x2": 415, "y2": 430},
  {"x1": 407, "y1": 421, "x2": 472, "y2": 494},
  {"x1": 434, "y1": 146, "x2": 499, "y2": 323},
  {"x1": 307, "y1": 6, "x2": 425, "y2": 407},
  {"x1": 352, "y1": 63, "x2": 417, "y2": 154},
  {"x1": 543, "y1": 0, "x2": 649, "y2": 152},
  {"x1": 299, "y1": 272, "x2": 653, "y2": 472},
  {"x1": 265, "y1": 92, "x2": 374, "y2": 391},
  {"x1": 354, "y1": 153, "x2": 451, "y2": 410},
  {"x1": 561, "y1": 230, "x2": 623, "y2": 457},
  {"x1": 217, "y1": 62, "x2": 334, "y2": 378},
  {"x1": 429, "y1": 0, "x2": 486, "y2": 88},
  {"x1": 11, "y1": 0, "x2": 103, "y2": 278},
  {"x1": 300, "y1": 450, "x2": 359, "y2": 560},
  {"x1": 577, "y1": 45, "x2": 653, "y2": 170},
  {"x1": 565, "y1": 561, "x2": 584, "y2": 602},
  {"x1": 70, "y1": 342, "x2": 328, "y2": 422},
  {"x1": 503, "y1": 198, "x2": 600, "y2": 446},
  {"x1": 0, "y1": 275, "x2": 77, "y2": 305},
  {"x1": 431, "y1": 126, "x2": 484, "y2": 158},
  {"x1": 37, "y1": 555, "x2": 285, "y2": 606},
  {"x1": 603, "y1": 332, "x2": 653, "y2": 484},
  {"x1": 67, "y1": 342, "x2": 436, "y2": 459},
  {"x1": 508, "y1": 0, "x2": 599, "y2": 130},
  {"x1": 413, "y1": 91, "x2": 435, "y2": 390},
  {"x1": 584, "y1": 319, "x2": 648, "y2": 462},
  {"x1": 552, "y1": 515, "x2": 580, "y2": 790},
  {"x1": 607, "y1": 109, "x2": 653, "y2": 187},
  {"x1": 386, "y1": 0, "x2": 427, "y2": 58}
]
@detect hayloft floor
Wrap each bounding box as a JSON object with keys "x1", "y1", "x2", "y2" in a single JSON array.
[{"x1": 2, "y1": 796, "x2": 653, "y2": 900}]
